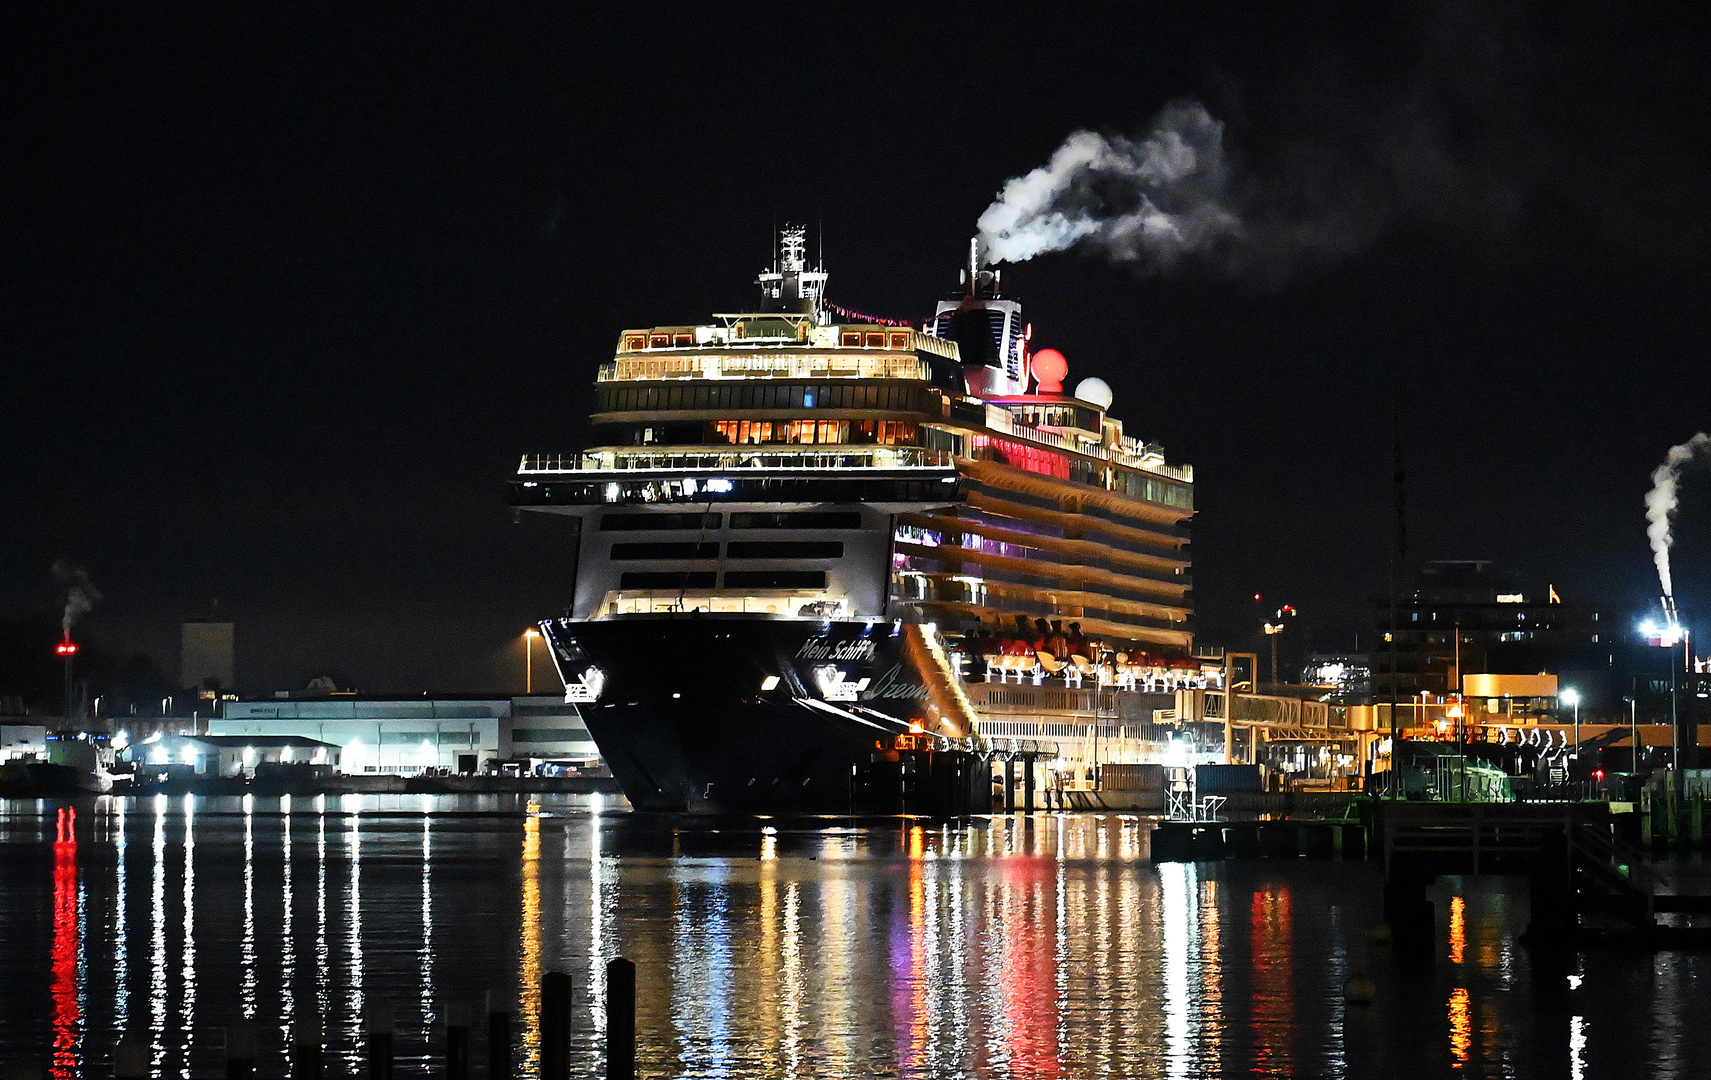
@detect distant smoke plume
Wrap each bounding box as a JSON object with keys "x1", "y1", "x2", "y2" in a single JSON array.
[
  {"x1": 1644, "y1": 433, "x2": 1711, "y2": 598},
  {"x1": 977, "y1": 102, "x2": 1240, "y2": 272},
  {"x1": 52, "y1": 560, "x2": 101, "y2": 638}
]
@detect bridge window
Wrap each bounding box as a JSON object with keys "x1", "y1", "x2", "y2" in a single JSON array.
[
  {"x1": 726, "y1": 541, "x2": 844, "y2": 559},
  {"x1": 609, "y1": 542, "x2": 719, "y2": 560},
  {"x1": 723, "y1": 570, "x2": 827, "y2": 589}
]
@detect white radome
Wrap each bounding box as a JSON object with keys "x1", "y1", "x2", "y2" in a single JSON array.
[{"x1": 1073, "y1": 377, "x2": 1113, "y2": 410}]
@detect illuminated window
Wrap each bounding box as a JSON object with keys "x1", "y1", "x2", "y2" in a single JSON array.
[
  {"x1": 622, "y1": 334, "x2": 645, "y2": 352},
  {"x1": 889, "y1": 332, "x2": 910, "y2": 349},
  {"x1": 649, "y1": 334, "x2": 670, "y2": 348},
  {"x1": 673, "y1": 333, "x2": 692, "y2": 346},
  {"x1": 865, "y1": 332, "x2": 886, "y2": 348},
  {"x1": 841, "y1": 331, "x2": 861, "y2": 346}
]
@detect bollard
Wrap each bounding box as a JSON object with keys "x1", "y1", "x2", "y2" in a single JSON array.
[
  {"x1": 487, "y1": 992, "x2": 514, "y2": 1080},
  {"x1": 290, "y1": 1014, "x2": 324, "y2": 1080},
  {"x1": 114, "y1": 1038, "x2": 150, "y2": 1080},
  {"x1": 540, "y1": 971, "x2": 573, "y2": 1080},
  {"x1": 224, "y1": 1021, "x2": 258, "y2": 1080},
  {"x1": 364, "y1": 1000, "x2": 395, "y2": 1080},
  {"x1": 606, "y1": 958, "x2": 636, "y2": 1080},
  {"x1": 444, "y1": 1002, "x2": 472, "y2": 1080}
]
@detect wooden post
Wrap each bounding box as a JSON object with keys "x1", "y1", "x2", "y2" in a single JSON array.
[
  {"x1": 606, "y1": 957, "x2": 636, "y2": 1080},
  {"x1": 290, "y1": 1014, "x2": 324, "y2": 1080},
  {"x1": 487, "y1": 993, "x2": 514, "y2": 1080},
  {"x1": 444, "y1": 1003, "x2": 471, "y2": 1080},
  {"x1": 364, "y1": 1000, "x2": 394, "y2": 1080},
  {"x1": 223, "y1": 1021, "x2": 257, "y2": 1080},
  {"x1": 114, "y1": 1037, "x2": 150, "y2": 1080},
  {"x1": 541, "y1": 971, "x2": 573, "y2": 1080}
]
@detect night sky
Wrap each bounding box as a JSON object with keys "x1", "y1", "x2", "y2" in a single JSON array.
[{"x1": 5, "y1": 3, "x2": 1709, "y2": 697}]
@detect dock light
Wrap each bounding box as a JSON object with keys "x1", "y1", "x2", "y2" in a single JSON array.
[
  {"x1": 760, "y1": 675, "x2": 780, "y2": 691},
  {"x1": 705, "y1": 477, "x2": 734, "y2": 494},
  {"x1": 180, "y1": 745, "x2": 197, "y2": 766},
  {"x1": 242, "y1": 746, "x2": 256, "y2": 764}
]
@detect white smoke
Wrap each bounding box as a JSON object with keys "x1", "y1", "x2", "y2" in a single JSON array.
[
  {"x1": 977, "y1": 102, "x2": 1241, "y2": 271},
  {"x1": 52, "y1": 559, "x2": 101, "y2": 638},
  {"x1": 1645, "y1": 432, "x2": 1711, "y2": 597}
]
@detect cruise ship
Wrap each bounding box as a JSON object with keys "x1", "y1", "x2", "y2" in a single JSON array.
[{"x1": 511, "y1": 228, "x2": 1208, "y2": 813}]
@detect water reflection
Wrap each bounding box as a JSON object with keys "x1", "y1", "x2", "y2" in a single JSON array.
[{"x1": 6, "y1": 799, "x2": 1711, "y2": 1078}]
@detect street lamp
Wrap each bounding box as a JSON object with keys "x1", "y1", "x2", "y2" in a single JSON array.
[
  {"x1": 1562, "y1": 687, "x2": 1581, "y2": 764},
  {"x1": 523, "y1": 628, "x2": 540, "y2": 694}
]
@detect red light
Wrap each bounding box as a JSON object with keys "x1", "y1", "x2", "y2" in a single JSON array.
[
  {"x1": 55, "y1": 643, "x2": 76, "y2": 656},
  {"x1": 1254, "y1": 593, "x2": 1263, "y2": 602},
  {"x1": 1594, "y1": 770, "x2": 1605, "y2": 781}
]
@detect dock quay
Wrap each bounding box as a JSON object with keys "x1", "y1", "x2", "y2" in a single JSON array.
[{"x1": 1152, "y1": 798, "x2": 1711, "y2": 948}]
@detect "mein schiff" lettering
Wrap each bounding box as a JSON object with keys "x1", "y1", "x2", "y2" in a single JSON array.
[{"x1": 795, "y1": 638, "x2": 878, "y2": 661}]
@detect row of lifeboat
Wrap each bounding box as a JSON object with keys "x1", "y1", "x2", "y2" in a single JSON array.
[{"x1": 962, "y1": 618, "x2": 1210, "y2": 687}]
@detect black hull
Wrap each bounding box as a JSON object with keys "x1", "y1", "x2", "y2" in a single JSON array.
[{"x1": 541, "y1": 617, "x2": 991, "y2": 815}]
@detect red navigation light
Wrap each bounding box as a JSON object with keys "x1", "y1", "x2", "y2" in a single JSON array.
[
  {"x1": 1253, "y1": 593, "x2": 1263, "y2": 602},
  {"x1": 55, "y1": 642, "x2": 77, "y2": 656},
  {"x1": 1594, "y1": 769, "x2": 1605, "y2": 782}
]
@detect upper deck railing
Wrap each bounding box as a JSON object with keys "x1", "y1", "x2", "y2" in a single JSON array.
[
  {"x1": 519, "y1": 446, "x2": 956, "y2": 474},
  {"x1": 597, "y1": 350, "x2": 938, "y2": 383}
]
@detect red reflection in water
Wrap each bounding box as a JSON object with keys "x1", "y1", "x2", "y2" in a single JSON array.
[
  {"x1": 999, "y1": 857, "x2": 1060, "y2": 1079},
  {"x1": 1249, "y1": 886, "x2": 1293, "y2": 1075},
  {"x1": 51, "y1": 806, "x2": 80, "y2": 1080}
]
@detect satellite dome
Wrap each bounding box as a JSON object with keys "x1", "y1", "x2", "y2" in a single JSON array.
[
  {"x1": 1074, "y1": 377, "x2": 1114, "y2": 410},
  {"x1": 1031, "y1": 348, "x2": 1068, "y2": 393}
]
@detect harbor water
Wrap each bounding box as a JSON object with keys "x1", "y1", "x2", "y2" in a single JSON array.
[{"x1": 3, "y1": 794, "x2": 1711, "y2": 1078}]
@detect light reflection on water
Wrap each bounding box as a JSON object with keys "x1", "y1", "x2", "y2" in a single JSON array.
[{"x1": 5, "y1": 797, "x2": 1711, "y2": 1078}]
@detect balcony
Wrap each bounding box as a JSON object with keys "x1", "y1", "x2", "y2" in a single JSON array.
[
  {"x1": 518, "y1": 446, "x2": 955, "y2": 475},
  {"x1": 596, "y1": 350, "x2": 938, "y2": 383}
]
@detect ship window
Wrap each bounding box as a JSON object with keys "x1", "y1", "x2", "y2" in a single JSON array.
[
  {"x1": 610, "y1": 542, "x2": 719, "y2": 560},
  {"x1": 723, "y1": 570, "x2": 827, "y2": 589},
  {"x1": 673, "y1": 333, "x2": 692, "y2": 346},
  {"x1": 600, "y1": 513, "x2": 722, "y2": 531},
  {"x1": 619, "y1": 571, "x2": 717, "y2": 589},
  {"x1": 649, "y1": 334, "x2": 670, "y2": 348},
  {"x1": 622, "y1": 335, "x2": 645, "y2": 352},
  {"x1": 727, "y1": 541, "x2": 845, "y2": 559},
  {"x1": 865, "y1": 332, "x2": 886, "y2": 348},
  {"x1": 889, "y1": 332, "x2": 910, "y2": 349},
  {"x1": 841, "y1": 331, "x2": 862, "y2": 346},
  {"x1": 730, "y1": 512, "x2": 862, "y2": 529}
]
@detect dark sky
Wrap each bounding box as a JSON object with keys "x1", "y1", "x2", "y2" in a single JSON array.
[{"x1": 5, "y1": 2, "x2": 1709, "y2": 694}]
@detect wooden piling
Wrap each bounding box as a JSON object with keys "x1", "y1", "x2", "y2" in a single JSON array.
[
  {"x1": 114, "y1": 1037, "x2": 150, "y2": 1080},
  {"x1": 541, "y1": 971, "x2": 573, "y2": 1080},
  {"x1": 606, "y1": 957, "x2": 636, "y2": 1080},
  {"x1": 223, "y1": 1021, "x2": 257, "y2": 1080},
  {"x1": 486, "y1": 992, "x2": 514, "y2": 1080},
  {"x1": 444, "y1": 1003, "x2": 471, "y2": 1080},
  {"x1": 364, "y1": 1000, "x2": 394, "y2": 1080},
  {"x1": 290, "y1": 1014, "x2": 323, "y2": 1080}
]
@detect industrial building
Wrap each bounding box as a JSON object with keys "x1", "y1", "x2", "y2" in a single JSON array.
[{"x1": 207, "y1": 693, "x2": 600, "y2": 775}]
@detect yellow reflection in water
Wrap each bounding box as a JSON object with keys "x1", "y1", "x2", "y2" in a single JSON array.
[
  {"x1": 520, "y1": 808, "x2": 542, "y2": 1074},
  {"x1": 1448, "y1": 894, "x2": 1466, "y2": 965},
  {"x1": 1448, "y1": 986, "x2": 1472, "y2": 1067}
]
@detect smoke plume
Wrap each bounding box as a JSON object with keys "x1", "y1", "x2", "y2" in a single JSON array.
[
  {"x1": 1644, "y1": 433, "x2": 1711, "y2": 598},
  {"x1": 52, "y1": 560, "x2": 101, "y2": 638},
  {"x1": 977, "y1": 102, "x2": 1240, "y2": 272}
]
